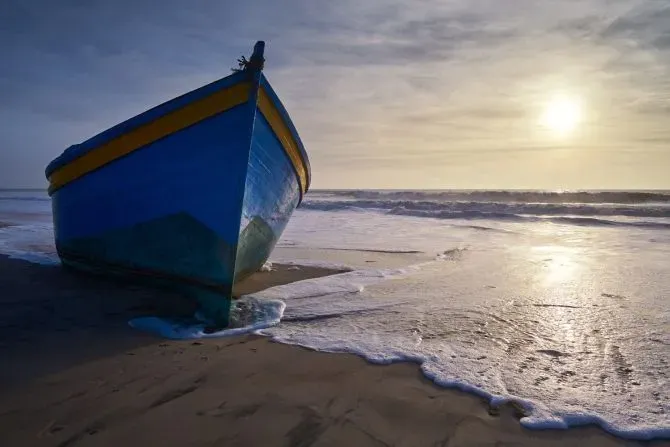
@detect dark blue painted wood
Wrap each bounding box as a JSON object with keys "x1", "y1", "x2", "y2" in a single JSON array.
[
  {"x1": 51, "y1": 105, "x2": 251, "y2": 246},
  {"x1": 46, "y1": 70, "x2": 248, "y2": 176},
  {"x1": 235, "y1": 112, "x2": 301, "y2": 279},
  {"x1": 46, "y1": 41, "x2": 310, "y2": 327}
]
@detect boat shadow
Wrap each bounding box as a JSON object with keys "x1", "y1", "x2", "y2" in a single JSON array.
[{"x1": 0, "y1": 255, "x2": 197, "y2": 388}]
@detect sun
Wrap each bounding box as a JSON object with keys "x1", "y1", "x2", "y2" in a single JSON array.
[{"x1": 540, "y1": 95, "x2": 582, "y2": 135}]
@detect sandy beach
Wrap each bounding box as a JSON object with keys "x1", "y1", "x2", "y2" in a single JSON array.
[
  {"x1": 4, "y1": 0, "x2": 670, "y2": 442},
  {"x1": 0, "y1": 254, "x2": 667, "y2": 447}
]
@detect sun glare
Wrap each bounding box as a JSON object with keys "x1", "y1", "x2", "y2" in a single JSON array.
[{"x1": 540, "y1": 95, "x2": 582, "y2": 136}]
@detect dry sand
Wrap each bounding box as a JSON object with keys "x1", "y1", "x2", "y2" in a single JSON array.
[{"x1": 0, "y1": 255, "x2": 667, "y2": 447}]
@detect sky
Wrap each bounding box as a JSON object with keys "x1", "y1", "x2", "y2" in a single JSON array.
[{"x1": 2, "y1": 0, "x2": 670, "y2": 190}]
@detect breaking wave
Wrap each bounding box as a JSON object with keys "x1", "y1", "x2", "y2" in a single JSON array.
[
  {"x1": 317, "y1": 189, "x2": 670, "y2": 204},
  {"x1": 300, "y1": 196, "x2": 670, "y2": 229}
]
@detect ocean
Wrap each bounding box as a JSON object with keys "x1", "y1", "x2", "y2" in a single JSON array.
[{"x1": 1, "y1": 188, "x2": 669, "y2": 440}]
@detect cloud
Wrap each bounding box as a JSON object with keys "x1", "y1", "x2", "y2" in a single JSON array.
[
  {"x1": 1, "y1": 0, "x2": 669, "y2": 189},
  {"x1": 601, "y1": 2, "x2": 670, "y2": 48}
]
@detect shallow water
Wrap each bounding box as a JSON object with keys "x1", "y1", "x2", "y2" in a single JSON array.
[{"x1": 266, "y1": 198, "x2": 670, "y2": 439}]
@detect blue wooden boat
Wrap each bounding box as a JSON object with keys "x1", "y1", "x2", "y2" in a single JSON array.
[{"x1": 45, "y1": 42, "x2": 310, "y2": 326}]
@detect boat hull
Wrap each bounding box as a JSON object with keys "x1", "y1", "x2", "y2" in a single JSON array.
[
  {"x1": 235, "y1": 112, "x2": 302, "y2": 280},
  {"x1": 45, "y1": 44, "x2": 310, "y2": 326}
]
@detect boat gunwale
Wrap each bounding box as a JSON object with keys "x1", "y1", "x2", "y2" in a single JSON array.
[
  {"x1": 258, "y1": 74, "x2": 311, "y2": 191},
  {"x1": 45, "y1": 74, "x2": 311, "y2": 197},
  {"x1": 45, "y1": 70, "x2": 249, "y2": 178}
]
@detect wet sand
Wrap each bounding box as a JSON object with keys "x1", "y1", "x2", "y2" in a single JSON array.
[{"x1": 0, "y1": 255, "x2": 667, "y2": 447}]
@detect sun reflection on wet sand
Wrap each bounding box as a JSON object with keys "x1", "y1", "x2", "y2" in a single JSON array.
[{"x1": 536, "y1": 245, "x2": 581, "y2": 285}]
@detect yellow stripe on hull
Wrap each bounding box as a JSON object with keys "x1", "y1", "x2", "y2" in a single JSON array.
[
  {"x1": 47, "y1": 81, "x2": 309, "y2": 195},
  {"x1": 257, "y1": 88, "x2": 308, "y2": 195},
  {"x1": 48, "y1": 82, "x2": 250, "y2": 194}
]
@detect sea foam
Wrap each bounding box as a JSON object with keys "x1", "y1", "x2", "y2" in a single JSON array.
[
  {"x1": 130, "y1": 265, "x2": 419, "y2": 339},
  {"x1": 129, "y1": 295, "x2": 286, "y2": 339},
  {"x1": 0, "y1": 223, "x2": 59, "y2": 265}
]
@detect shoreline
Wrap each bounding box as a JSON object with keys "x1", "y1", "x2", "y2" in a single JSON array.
[
  {"x1": 3, "y1": 335, "x2": 667, "y2": 446},
  {"x1": 0, "y1": 254, "x2": 668, "y2": 446}
]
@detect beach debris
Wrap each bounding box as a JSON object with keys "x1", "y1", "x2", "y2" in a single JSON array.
[
  {"x1": 487, "y1": 401, "x2": 529, "y2": 418},
  {"x1": 601, "y1": 292, "x2": 627, "y2": 300},
  {"x1": 436, "y1": 247, "x2": 467, "y2": 261},
  {"x1": 536, "y1": 349, "x2": 568, "y2": 358}
]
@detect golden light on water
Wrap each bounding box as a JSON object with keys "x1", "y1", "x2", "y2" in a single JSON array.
[{"x1": 540, "y1": 95, "x2": 583, "y2": 136}]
